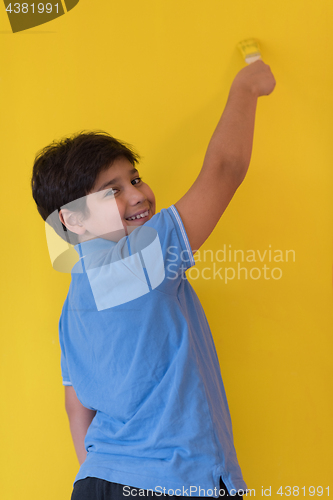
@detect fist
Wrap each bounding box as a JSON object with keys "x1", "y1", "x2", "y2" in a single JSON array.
[{"x1": 232, "y1": 60, "x2": 276, "y2": 98}]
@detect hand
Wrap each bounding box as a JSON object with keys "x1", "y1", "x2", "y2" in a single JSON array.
[{"x1": 231, "y1": 60, "x2": 276, "y2": 98}]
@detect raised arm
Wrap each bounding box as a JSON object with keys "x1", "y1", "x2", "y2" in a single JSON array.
[
  {"x1": 175, "y1": 60, "x2": 276, "y2": 254},
  {"x1": 65, "y1": 386, "x2": 96, "y2": 465}
]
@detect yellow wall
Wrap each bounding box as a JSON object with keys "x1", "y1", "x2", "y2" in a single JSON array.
[{"x1": 1, "y1": 1, "x2": 332, "y2": 498}]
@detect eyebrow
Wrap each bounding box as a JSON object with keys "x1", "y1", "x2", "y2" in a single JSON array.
[{"x1": 96, "y1": 167, "x2": 139, "y2": 192}]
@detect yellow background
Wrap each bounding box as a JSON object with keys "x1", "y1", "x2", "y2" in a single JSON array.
[{"x1": 1, "y1": 0, "x2": 332, "y2": 498}]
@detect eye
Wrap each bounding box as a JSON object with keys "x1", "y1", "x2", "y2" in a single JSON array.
[
  {"x1": 132, "y1": 177, "x2": 142, "y2": 185},
  {"x1": 105, "y1": 189, "x2": 117, "y2": 196}
]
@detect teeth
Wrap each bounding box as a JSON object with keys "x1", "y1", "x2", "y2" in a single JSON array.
[{"x1": 126, "y1": 210, "x2": 149, "y2": 221}]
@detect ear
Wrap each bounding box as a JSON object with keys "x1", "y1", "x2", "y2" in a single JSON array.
[{"x1": 58, "y1": 208, "x2": 86, "y2": 235}]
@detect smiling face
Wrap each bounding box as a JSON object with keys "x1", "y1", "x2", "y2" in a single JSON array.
[{"x1": 59, "y1": 156, "x2": 156, "y2": 243}]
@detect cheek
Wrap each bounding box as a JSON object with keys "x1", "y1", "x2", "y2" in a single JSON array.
[
  {"x1": 145, "y1": 186, "x2": 155, "y2": 207},
  {"x1": 113, "y1": 199, "x2": 126, "y2": 219}
]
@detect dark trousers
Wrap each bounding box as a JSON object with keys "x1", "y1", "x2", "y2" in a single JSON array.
[{"x1": 71, "y1": 476, "x2": 243, "y2": 500}]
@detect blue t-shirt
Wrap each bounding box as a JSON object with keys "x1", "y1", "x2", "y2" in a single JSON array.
[{"x1": 59, "y1": 205, "x2": 247, "y2": 496}]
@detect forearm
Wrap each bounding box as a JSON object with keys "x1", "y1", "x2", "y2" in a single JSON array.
[
  {"x1": 203, "y1": 84, "x2": 258, "y2": 181},
  {"x1": 67, "y1": 409, "x2": 96, "y2": 465}
]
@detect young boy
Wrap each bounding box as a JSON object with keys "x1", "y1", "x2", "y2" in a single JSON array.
[{"x1": 31, "y1": 60, "x2": 275, "y2": 500}]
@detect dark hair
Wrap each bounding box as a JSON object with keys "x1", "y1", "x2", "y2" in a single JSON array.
[{"x1": 31, "y1": 131, "x2": 140, "y2": 245}]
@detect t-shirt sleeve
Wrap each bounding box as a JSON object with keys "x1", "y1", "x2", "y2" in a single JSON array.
[
  {"x1": 122, "y1": 205, "x2": 196, "y2": 293},
  {"x1": 154, "y1": 204, "x2": 196, "y2": 273},
  {"x1": 164, "y1": 205, "x2": 196, "y2": 272},
  {"x1": 58, "y1": 315, "x2": 72, "y2": 386}
]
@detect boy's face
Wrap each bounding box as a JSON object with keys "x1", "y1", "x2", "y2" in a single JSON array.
[{"x1": 60, "y1": 156, "x2": 156, "y2": 243}]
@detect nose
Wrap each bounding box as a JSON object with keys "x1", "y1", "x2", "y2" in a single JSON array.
[{"x1": 127, "y1": 184, "x2": 147, "y2": 205}]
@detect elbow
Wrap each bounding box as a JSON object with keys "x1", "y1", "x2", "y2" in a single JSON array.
[
  {"x1": 221, "y1": 160, "x2": 249, "y2": 188},
  {"x1": 236, "y1": 166, "x2": 249, "y2": 186}
]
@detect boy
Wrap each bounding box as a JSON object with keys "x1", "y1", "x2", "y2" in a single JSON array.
[{"x1": 31, "y1": 60, "x2": 275, "y2": 499}]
